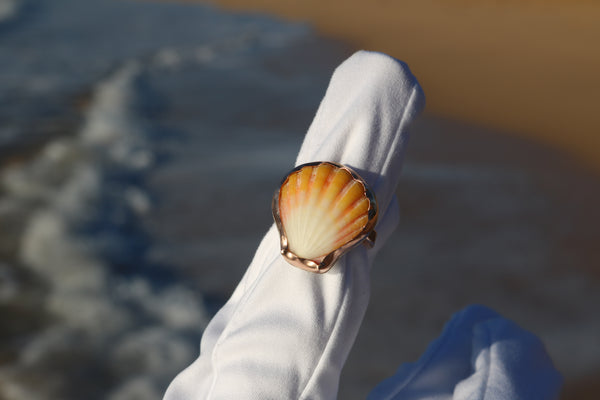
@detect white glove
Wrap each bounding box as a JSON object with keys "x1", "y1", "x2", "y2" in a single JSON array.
[
  {"x1": 164, "y1": 50, "x2": 425, "y2": 399},
  {"x1": 163, "y1": 51, "x2": 561, "y2": 400}
]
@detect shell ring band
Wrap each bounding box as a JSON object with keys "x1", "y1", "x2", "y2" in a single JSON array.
[{"x1": 272, "y1": 161, "x2": 378, "y2": 273}]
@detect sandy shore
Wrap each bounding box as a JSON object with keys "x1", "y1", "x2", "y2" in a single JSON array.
[{"x1": 181, "y1": 0, "x2": 600, "y2": 174}]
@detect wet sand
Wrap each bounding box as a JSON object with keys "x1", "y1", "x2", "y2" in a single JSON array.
[{"x1": 186, "y1": 0, "x2": 600, "y2": 174}]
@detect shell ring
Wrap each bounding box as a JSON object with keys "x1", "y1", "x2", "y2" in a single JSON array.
[{"x1": 272, "y1": 161, "x2": 378, "y2": 273}]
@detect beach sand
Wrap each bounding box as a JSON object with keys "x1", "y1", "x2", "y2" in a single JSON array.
[{"x1": 187, "y1": 0, "x2": 600, "y2": 174}]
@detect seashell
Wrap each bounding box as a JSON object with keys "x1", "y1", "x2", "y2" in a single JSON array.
[{"x1": 272, "y1": 161, "x2": 378, "y2": 273}]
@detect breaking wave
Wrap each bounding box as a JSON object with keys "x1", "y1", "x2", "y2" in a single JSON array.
[{"x1": 0, "y1": 62, "x2": 208, "y2": 400}]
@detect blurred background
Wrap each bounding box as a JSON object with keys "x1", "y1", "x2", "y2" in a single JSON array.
[{"x1": 0, "y1": 0, "x2": 598, "y2": 399}]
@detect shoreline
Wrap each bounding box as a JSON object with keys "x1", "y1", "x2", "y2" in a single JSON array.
[{"x1": 176, "y1": 0, "x2": 600, "y2": 174}]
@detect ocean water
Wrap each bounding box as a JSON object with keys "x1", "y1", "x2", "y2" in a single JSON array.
[
  {"x1": 1, "y1": 0, "x2": 600, "y2": 399},
  {"x1": 0, "y1": 0, "x2": 346, "y2": 398}
]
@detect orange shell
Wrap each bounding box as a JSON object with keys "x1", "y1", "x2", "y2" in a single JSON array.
[{"x1": 277, "y1": 162, "x2": 376, "y2": 264}]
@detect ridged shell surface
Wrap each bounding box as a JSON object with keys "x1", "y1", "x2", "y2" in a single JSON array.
[{"x1": 278, "y1": 163, "x2": 371, "y2": 262}]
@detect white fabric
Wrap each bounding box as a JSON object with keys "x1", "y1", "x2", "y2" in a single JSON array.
[
  {"x1": 368, "y1": 305, "x2": 562, "y2": 400},
  {"x1": 163, "y1": 51, "x2": 561, "y2": 400}
]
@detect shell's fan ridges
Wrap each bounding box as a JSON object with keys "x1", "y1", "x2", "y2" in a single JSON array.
[{"x1": 278, "y1": 163, "x2": 372, "y2": 261}]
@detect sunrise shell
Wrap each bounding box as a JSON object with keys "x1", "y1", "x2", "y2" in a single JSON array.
[{"x1": 274, "y1": 162, "x2": 377, "y2": 266}]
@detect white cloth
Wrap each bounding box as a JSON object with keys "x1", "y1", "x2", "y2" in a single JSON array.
[
  {"x1": 368, "y1": 305, "x2": 562, "y2": 400},
  {"x1": 163, "y1": 51, "x2": 561, "y2": 400}
]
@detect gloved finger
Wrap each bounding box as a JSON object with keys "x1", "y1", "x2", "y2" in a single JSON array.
[
  {"x1": 165, "y1": 50, "x2": 425, "y2": 400},
  {"x1": 295, "y1": 51, "x2": 424, "y2": 215}
]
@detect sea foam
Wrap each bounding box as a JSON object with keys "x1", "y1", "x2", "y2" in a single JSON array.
[
  {"x1": 0, "y1": 61, "x2": 208, "y2": 400},
  {"x1": 0, "y1": 0, "x2": 21, "y2": 24}
]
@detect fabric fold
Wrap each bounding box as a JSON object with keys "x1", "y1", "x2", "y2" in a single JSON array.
[{"x1": 367, "y1": 305, "x2": 562, "y2": 400}]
